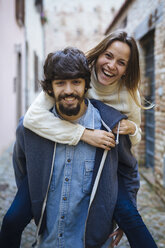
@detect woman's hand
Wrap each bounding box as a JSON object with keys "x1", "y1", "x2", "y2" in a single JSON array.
[
  {"x1": 113, "y1": 119, "x2": 136, "y2": 135},
  {"x1": 81, "y1": 129, "x2": 116, "y2": 150},
  {"x1": 109, "y1": 228, "x2": 123, "y2": 247}
]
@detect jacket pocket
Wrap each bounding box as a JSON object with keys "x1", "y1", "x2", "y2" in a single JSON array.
[{"x1": 83, "y1": 160, "x2": 95, "y2": 194}]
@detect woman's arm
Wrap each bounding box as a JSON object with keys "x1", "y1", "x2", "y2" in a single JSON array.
[
  {"x1": 81, "y1": 129, "x2": 116, "y2": 150},
  {"x1": 23, "y1": 91, "x2": 85, "y2": 146},
  {"x1": 23, "y1": 91, "x2": 115, "y2": 148},
  {"x1": 126, "y1": 90, "x2": 142, "y2": 145},
  {"x1": 113, "y1": 90, "x2": 141, "y2": 146},
  {"x1": 113, "y1": 119, "x2": 141, "y2": 146}
]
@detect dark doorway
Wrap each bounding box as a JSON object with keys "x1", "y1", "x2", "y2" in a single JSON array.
[{"x1": 141, "y1": 30, "x2": 155, "y2": 168}]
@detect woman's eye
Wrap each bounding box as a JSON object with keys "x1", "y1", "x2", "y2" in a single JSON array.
[
  {"x1": 118, "y1": 61, "x2": 126, "y2": 66},
  {"x1": 105, "y1": 53, "x2": 112, "y2": 59}
]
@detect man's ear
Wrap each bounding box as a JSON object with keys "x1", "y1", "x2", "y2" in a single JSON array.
[{"x1": 47, "y1": 89, "x2": 54, "y2": 97}]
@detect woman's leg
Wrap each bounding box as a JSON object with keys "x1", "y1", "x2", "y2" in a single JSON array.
[
  {"x1": 0, "y1": 176, "x2": 33, "y2": 248},
  {"x1": 114, "y1": 175, "x2": 158, "y2": 248}
]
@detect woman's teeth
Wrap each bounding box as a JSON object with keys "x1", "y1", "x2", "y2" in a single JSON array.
[{"x1": 103, "y1": 69, "x2": 114, "y2": 77}]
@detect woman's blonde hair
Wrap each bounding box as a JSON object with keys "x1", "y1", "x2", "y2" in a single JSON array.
[{"x1": 86, "y1": 30, "x2": 150, "y2": 109}]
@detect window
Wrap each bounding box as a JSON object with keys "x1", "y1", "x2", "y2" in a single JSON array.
[
  {"x1": 35, "y1": 0, "x2": 43, "y2": 13},
  {"x1": 15, "y1": 0, "x2": 25, "y2": 27}
]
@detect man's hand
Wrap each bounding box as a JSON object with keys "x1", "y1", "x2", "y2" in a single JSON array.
[
  {"x1": 109, "y1": 228, "x2": 123, "y2": 247},
  {"x1": 81, "y1": 129, "x2": 116, "y2": 150}
]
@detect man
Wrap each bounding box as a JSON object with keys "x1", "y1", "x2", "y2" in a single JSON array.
[{"x1": 13, "y1": 47, "x2": 139, "y2": 248}]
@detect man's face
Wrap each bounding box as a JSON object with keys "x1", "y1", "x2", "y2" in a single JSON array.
[{"x1": 52, "y1": 78, "x2": 86, "y2": 120}]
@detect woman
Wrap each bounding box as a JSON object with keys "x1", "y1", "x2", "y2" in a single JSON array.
[{"x1": 0, "y1": 30, "x2": 157, "y2": 248}]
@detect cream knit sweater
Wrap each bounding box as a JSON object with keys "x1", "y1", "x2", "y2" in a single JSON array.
[{"x1": 23, "y1": 71, "x2": 141, "y2": 146}]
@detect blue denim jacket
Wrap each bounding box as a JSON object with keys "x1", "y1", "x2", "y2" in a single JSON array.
[{"x1": 39, "y1": 100, "x2": 102, "y2": 248}]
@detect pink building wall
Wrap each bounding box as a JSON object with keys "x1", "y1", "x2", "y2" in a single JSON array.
[{"x1": 0, "y1": 0, "x2": 25, "y2": 154}]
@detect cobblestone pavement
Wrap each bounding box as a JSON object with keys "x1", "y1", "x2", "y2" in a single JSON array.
[{"x1": 0, "y1": 145, "x2": 165, "y2": 248}]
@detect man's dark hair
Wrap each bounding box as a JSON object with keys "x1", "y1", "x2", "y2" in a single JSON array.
[{"x1": 41, "y1": 47, "x2": 91, "y2": 96}]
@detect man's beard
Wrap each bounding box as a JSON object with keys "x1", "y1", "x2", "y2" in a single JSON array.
[
  {"x1": 57, "y1": 93, "x2": 84, "y2": 116},
  {"x1": 59, "y1": 102, "x2": 80, "y2": 116}
]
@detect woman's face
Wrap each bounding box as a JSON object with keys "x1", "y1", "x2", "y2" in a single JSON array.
[{"x1": 95, "y1": 41, "x2": 130, "y2": 86}]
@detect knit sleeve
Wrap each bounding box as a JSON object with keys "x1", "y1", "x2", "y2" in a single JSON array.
[
  {"x1": 23, "y1": 91, "x2": 85, "y2": 146},
  {"x1": 127, "y1": 90, "x2": 141, "y2": 146}
]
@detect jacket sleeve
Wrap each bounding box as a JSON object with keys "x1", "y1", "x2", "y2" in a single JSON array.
[
  {"x1": 13, "y1": 119, "x2": 27, "y2": 188},
  {"x1": 23, "y1": 91, "x2": 85, "y2": 146},
  {"x1": 117, "y1": 134, "x2": 140, "y2": 207}
]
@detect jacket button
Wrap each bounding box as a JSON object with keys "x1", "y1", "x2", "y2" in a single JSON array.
[
  {"x1": 59, "y1": 233, "x2": 63, "y2": 237},
  {"x1": 63, "y1": 197, "x2": 67, "y2": 201},
  {"x1": 65, "y1": 178, "x2": 69, "y2": 181},
  {"x1": 67, "y1": 159, "x2": 71, "y2": 162},
  {"x1": 61, "y1": 216, "x2": 65, "y2": 219}
]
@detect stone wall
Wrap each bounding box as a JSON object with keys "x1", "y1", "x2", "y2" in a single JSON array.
[{"x1": 43, "y1": 0, "x2": 124, "y2": 54}]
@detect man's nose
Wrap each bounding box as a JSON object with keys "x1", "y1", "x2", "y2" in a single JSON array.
[{"x1": 64, "y1": 82, "x2": 74, "y2": 94}]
